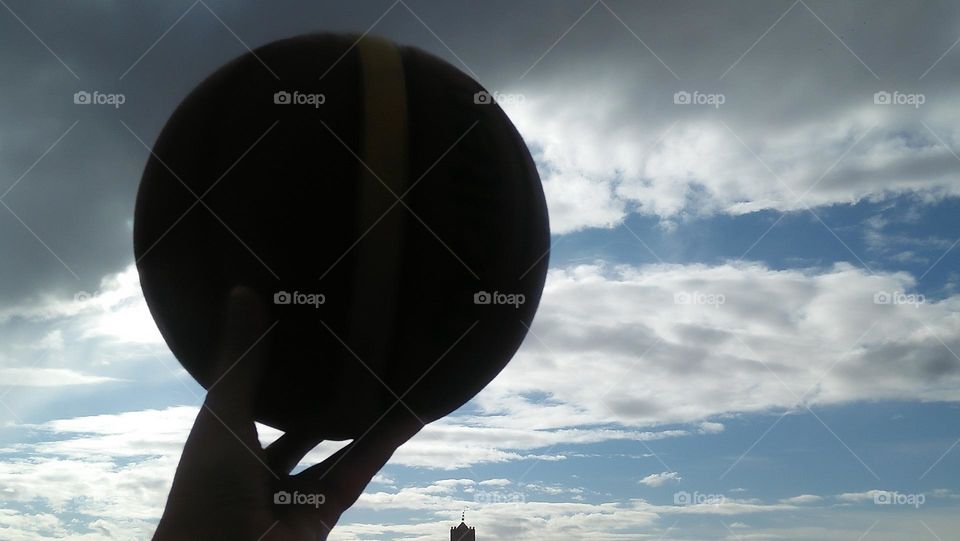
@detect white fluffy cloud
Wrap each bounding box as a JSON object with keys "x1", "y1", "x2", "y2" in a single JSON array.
[
  {"x1": 782, "y1": 494, "x2": 824, "y2": 504},
  {"x1": 337, "y1": 479, "x2": 958, "y2": 541},
  {"x1": 0, "y1": 264, "x2": 162, "y2": 345},
  {"x1": 0, "y1": 406, "x2": 704, "y2": 539},
  {"x1": 639, "y1": 471, "x2": 682, "y2": 487},
  {"x1": 503, "y1": 77, "x2": 960, "y2": 234},
  {"x1": 0, "y1": 264, "x2": 163, "y2": 395},
  {"x1": 479, "y1": 261, "x2": 960, "y2": 426}
]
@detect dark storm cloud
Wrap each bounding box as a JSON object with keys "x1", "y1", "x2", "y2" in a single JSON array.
[
  {"x1": 2, "y1": 0, "x2": 960, "y2": 302},
  {"x1": 0, "y1": 0, "x2": 603, "y2": 303}
]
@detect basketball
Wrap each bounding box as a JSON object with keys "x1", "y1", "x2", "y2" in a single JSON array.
[{"x1": 134, "y1": 33, "x2": 549, "y2": 440}]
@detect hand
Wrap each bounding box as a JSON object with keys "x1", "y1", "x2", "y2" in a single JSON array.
[{"x1": 153, "y1": 286, "x2": 422, "y2": 541}]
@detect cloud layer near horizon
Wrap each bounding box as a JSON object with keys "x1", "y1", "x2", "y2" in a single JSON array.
[
  {"x1": 0, "y1": 257, "x2": 956, "y2": 539},
  {"x1": 3, "y1": 258, "x2": 958, "y2": 427}
]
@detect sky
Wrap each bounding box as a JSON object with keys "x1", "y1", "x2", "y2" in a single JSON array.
[{"x1": 1, "y1": 0, "x2": 960, "y2": 539}]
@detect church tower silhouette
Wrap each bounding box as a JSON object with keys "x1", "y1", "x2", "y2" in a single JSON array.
[{"x1": 450, "y1": 511, "x2": 476, "y2": 541}]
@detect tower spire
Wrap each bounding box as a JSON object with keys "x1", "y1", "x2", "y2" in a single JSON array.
[{"x1": 451, "y1": 509, "x2": 475, "y2": 541}]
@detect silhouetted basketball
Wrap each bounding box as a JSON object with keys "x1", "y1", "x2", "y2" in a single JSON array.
[{"x1": 134, "y1": 33, "x2": 549, "y2": 440}]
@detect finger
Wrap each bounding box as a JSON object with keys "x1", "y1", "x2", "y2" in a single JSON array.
[
  {"x1": 294, "y1": 406, "x2": 422, "y2": 514},
  {"x1": 161, "y1": 288, "x2": 278, "y2": 522},
  {"x1": 188, "y1": 285, "x2": 275, "y2": 462},
  {"x1": 205, "y1": 285, "x2": 275, "y2": 422},
  {"x1": 265, "y1": 430, "x2": 325, "y2": 476}
]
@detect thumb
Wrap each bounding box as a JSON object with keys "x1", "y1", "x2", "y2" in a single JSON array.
[{"x1": 294, "y1": 405, "x2": 423, "y2": 519}]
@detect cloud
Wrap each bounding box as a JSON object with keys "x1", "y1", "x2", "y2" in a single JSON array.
[
  {"x1": 0, "y1": 405, "x2": 955, "y2": 540},
  {"x1": 477, "y1": 261, "x2": 960, "y2": 428},
  {"x1": 506, "y1": 92, "x2": 960, "y2": 233},
  {"x1": 0, "y1": 367, "x2": 117, "y2": 387},
  {"x1": 5, "y1": 258, "x2": 960, "y2": 466},
  {"x1": 4, "y1": 0, "x2": 960, "y2": 319},
  {"x1": 10, "y1": 258, "x2": 950, "y2": 463},
  {"x1": 339, "y1": 479, "x2": 954, "y2": 540},
  {"x1": 0, "y1": 263, "x2": 164, "y2": 408},
  {"x1": 349, "y1": 479, "x2": 796, "y2": 538},
  {"x1": 304, "y1": 417, "x2": 697, "y2": 470},
  {"x1": 835, "y1": 489, "x2": 887, "y2": 503},
  {"x1": 698, "y1": 422, "x2": 725, "y2": 434},
  {"x1": 478, "y1": 478, "x2": 512, "y2": 486},
  {"x1": 782, "y1": 494, "x2": 824, "y2": 504},
  {"x1": 481, "y1": 0, "x2": 960, "y2": 234},
  {"x1": 0, "y1": 406, "x2": 287, "y2": 539},
  {"x1": 0, "y1": 264, "x2": 170, "y2": 424},
  {"x1": 0, "y1": 263, "x2": 162, "y2": 345},
  {"x1": 639, "y1": 471, "x2": 681, "y2": 487},
  {"x1": 371, "y1": 473, "x2": 396, "y2": 486}
]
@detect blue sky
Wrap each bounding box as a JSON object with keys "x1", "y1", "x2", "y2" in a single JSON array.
[{"x1": 2, "y1": 1, "x2": 960, "y2": 539}]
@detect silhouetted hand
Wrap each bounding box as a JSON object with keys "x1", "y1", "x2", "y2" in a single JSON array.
[{"x1": 153, "y1": 287, "x2": 422, "y2": 541}]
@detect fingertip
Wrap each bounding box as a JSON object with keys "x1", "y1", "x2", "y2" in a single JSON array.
[
  {"x1": 266, "y1": 431, "x2": 325, "y2": 476},
  {"x1": 225, "y1": 285, "x2": 263, "y2": 322}
]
